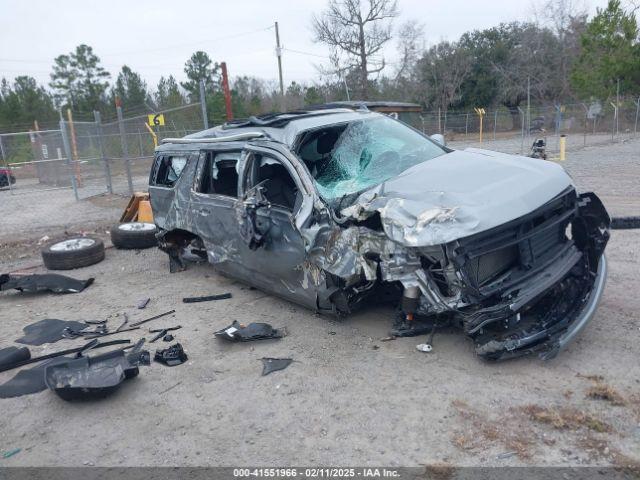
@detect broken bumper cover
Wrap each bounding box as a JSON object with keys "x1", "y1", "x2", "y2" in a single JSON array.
[
  {"x1": 554, "y1": 254, "x2": 607, "y2": 355},
  {"x1": 467, "y1": 254, "x2": 607, "y2": 361}
]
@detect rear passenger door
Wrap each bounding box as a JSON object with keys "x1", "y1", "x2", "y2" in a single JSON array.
[
  {"x1": 190, "y1": 149, "x2": 245, "y2": 275},
  {"x1": 149, "y1": 152, "x2": 190, "y2": 229}
]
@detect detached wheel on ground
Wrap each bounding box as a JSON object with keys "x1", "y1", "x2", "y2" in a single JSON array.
[
  {"x1": 42, "y1": 237, "x2": 105, "y2": 270},
  {"x1": 110, "y1": 222, "x2": 158, "y2": 249}
]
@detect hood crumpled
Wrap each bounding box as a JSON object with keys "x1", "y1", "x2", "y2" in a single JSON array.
[{"x1": 340, "y1": 148, "x2": 574, "y2": 247}]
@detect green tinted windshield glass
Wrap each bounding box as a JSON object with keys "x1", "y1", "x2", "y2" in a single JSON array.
[{"x1": 312, "y1": 116, "x2": 446, "y2": 199}]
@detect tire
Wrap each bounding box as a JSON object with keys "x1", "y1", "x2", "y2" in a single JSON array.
[
  {"x1": 110, "y1": 222, "x2": 158, "y2": 249},
  {"x1": 0, "y1": 175, "x2": 7, "y2": 187},
  {"x1": 611, "y1": 216, "x2": 640, "y2": 230},
  {"x1": 42, "y1": 236, "x2": 105, "y2": 270}
]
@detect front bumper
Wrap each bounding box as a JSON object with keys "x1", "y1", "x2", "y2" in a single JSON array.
[
  {"x1": 553, "y1": 254, "x2": 607, "y2": 357},
  {"x1": 447, "y1": 190, "x2": 610, "y2": 360}
]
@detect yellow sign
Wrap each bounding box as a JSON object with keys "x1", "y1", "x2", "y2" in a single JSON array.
[{"x1": 147, "y1": 114, "x2": 165, "y2": 127}]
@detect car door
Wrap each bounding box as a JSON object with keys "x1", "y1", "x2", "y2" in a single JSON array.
[
  {"x1": 238, "y1": 145, "x2": 317, "y2": 309},
  {"x1": 149, "y1": 151, "x2": 193, "y2": 230},
  {"x1": 189, "y1": 148, "x2": 249, "y2": 278}
]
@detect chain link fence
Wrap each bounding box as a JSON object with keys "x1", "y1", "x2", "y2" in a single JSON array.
[
  {"x1": 0, "y1": 103, "x2": 205, "y2": 200},
  {"x1": 418, "y1": 97, "x2": 640, "y2": 155},
  {"x1": 1, "y1": 96, "x2": 639, "y2": 202}
]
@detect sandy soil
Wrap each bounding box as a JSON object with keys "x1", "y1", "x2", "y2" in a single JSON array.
[{"x1": 0, "y1": 137, "x2": 638, "y2": 468}]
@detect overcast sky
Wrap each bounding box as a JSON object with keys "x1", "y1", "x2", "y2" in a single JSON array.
[{"x1": 0, "y1": 0, "x2": 609, "y2": 91}]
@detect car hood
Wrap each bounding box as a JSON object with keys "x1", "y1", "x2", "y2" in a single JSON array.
[{"x1": 339, "y1": 147, "x2": 574, "y2": 247}]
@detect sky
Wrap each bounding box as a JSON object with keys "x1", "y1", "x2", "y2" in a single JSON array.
[{"x1": 0, "y1": 0, "x2": 610, "y2": 91}]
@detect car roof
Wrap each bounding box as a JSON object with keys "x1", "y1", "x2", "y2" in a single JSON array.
[{"x1": 156, "y1": 109, "x2": 383, "y2": 152}]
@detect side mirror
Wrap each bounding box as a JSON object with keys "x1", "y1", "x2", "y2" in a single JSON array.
[{"x1": 430, "y1": 133, "x2": 446, "y2": 146}]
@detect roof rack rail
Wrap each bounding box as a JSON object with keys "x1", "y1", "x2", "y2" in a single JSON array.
[{"x1": 161, "y1": 132, "x2": 265, "y2": 144}]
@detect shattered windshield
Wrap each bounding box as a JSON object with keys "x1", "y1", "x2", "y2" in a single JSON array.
[{"x1": 299, "y1": 116, "x2": 446, "y2": 200}]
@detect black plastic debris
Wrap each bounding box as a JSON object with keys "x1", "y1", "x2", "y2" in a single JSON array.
[
  {"x1": 182, "y1": 292, "x2": 232, "y2": 303},
  {"x1": 215, "y1": 320, "x2": 285, "y2": 342},
  {"x1": 130, "y1": 309, "x2": 175, "y2": 327},
  {"x1": 16, "y1": 319, "x2": 87, "y2": 346},
  {"x1": 44, "y1": 340, "x2": 150, "y2": 401},
  {"x1": 0, "y1": 346, "x2": 30, "y2": 370},
  {"x1": 154, "y1": 343, "x2": 188, "y2": 367},
  {"x1": 0, "y1": 357, "x2": 70, "y2": 399},
  {"x1": 137, "y1": 298, "x2": 150, "y2": 309},
  {"x1": 261, "y1": 357, "x2": 293, "y2": 376},
  {"x1": 0, "y1": 339, "x2": 129, "y2": 374},
  {"x1": 0, "y1": 273, "x2": 94, "y2": 294},
  {"x1": 163, "y1": 334, "x2": 174, "y2": 342},
  {"x1": 149, "y1": 325, "x2": 181, "y2": 343}
]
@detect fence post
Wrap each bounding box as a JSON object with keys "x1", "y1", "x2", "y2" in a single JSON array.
[
  {"x1": 634, "y1": 96, "x2": 639, "y2": 137},
  {"x1": 59, "y1": 117, "x2": 79, "y2": 201},
  {"x1": 199, "y1": 79, "x2": 209, "y2": 130},
  {"x1": 493, "y1": 110, "x2": 498, "y2": 141},
  {"x1": 0, "y1": 135, "x2": 13, "y2": 194},
  {"x1": 518, "y1": 107, "x2": 525, "y2": 154},
  {"x1": 465, "y1": 113, "x2": 469, "y2": 137},
  {"x1": 609, "y1": 102, "x2": 617, "y2": 142},
  {"x1": 117, "y1": 104, "x2": 134, "y2": 195},
  {"x1": 94, "y1": 110, "x2": 113, "y2": 194}
]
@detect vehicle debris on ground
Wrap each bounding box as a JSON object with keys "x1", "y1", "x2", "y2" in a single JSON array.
[
  {"x1": 154, "y1": 343, "x2": 188, "y2": 367},
  {"x1": 44, "y1": 339, "x2": 150, "y2": 401},
  {"x1": 182, "y1": 292, "x2": 232, "y2": 303},
  {"x1": 261, "y1": 357, "x2": 293, "y2": 376},
  {"x1": 215, "y1": 321, "x2": 286, "y2": 342},
  {"x1": 16, "y1": 319, "x2": 88, "y2": 346},
  {"x1": 0, "y1": 273, "x2": 94, "y2": 295},
  {"x1": 149, "y1": 325, "x2": 181, "y2": 343}
]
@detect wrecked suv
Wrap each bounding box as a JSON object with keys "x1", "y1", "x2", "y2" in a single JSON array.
[{"x1": 149, "y1": 108, "x2": 610, "y2": 360}]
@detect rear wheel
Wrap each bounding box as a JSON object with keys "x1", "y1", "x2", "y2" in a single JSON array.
[
  {"x1": 42, "y1": 237, "x2": 105, "y2": 270},
  {"x1": 110, "y1": 222, "x2": 158, "y2": 249}
]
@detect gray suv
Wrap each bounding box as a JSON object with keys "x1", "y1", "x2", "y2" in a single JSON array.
[{"x1": 149, "y1": 108, "x2": 610, "y2": 360}]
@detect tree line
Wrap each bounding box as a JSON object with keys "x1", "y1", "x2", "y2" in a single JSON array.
[{"x1": 0, "y1": 0, "x2": 638, "y2": 132}]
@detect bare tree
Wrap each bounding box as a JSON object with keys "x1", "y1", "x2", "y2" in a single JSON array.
[
  {"x1": 312, "y1": 0, "x2": 399, "y2": 99},
  {"x1": 417, "y1": 41, "x2": 471, "y2": 113},
  {"x1": 395, "y1": 20, "x2": 424, "y2": 81},
  {"x1": 532, "y1": 0, "x2": 588, "y2": 97}
]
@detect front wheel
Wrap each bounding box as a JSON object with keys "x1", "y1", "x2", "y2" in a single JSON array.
[{"x1": 110, "y1": 222, "x2": 158, "y2": 249}]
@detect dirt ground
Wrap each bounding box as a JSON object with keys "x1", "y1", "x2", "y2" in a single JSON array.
[{"x1": 0, "y1": 137, "x2": 639, "y2": 468}]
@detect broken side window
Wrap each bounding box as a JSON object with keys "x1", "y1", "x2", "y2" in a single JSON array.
[
  {"x1": 196, "y1": 151, "x2": 240, "y2": 197},
  {"x1": 251, "y1": 155, "x2": 299, "y2": 211},
  {"x1": 152, "y1": 155, "x2": 188, "y2": 187}
]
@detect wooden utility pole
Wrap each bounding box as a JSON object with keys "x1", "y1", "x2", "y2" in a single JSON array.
[{"x1": 275, "y1": 22, "x2": 284, "y2": 99}]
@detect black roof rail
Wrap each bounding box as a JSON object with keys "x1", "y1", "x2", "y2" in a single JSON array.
[{"x1": 221, "y1": 108, "x2": 353, "y2": 130}]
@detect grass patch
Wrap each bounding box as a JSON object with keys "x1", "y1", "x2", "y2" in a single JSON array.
[
  {"x1": 520, "y1": 405, "x2": 611, "y2": 433},
  {"x1": 586, "y1": 383, "x2": 626, "y2": 406},
  {"x1": 450, "y1": 400, "x2": 533, "y2": 459}
]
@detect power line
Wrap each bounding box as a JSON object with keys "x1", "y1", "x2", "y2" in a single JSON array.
[
  {"x1": 282, "y1": 47, "x2": 330, "y2": 59},
  {"x1": 0, "y1": 25, "x2": 275, "y2": 65}
]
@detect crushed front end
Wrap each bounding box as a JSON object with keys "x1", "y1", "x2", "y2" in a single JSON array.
[{"x1": 396, "y1": 187, "x2": 610, "y2": 360}]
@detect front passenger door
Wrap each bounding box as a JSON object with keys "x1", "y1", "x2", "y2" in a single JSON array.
[{"x1": 238, "y1": 148, "x2": 316, "y2": 308}]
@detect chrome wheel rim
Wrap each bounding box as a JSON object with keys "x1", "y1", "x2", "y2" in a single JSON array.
[
  {"x1": 50, "y1": 238, "x2": 96, "y2": 252},
  {"x1": 119, "y1": 222, "x2": 155, "y2": 232}
]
